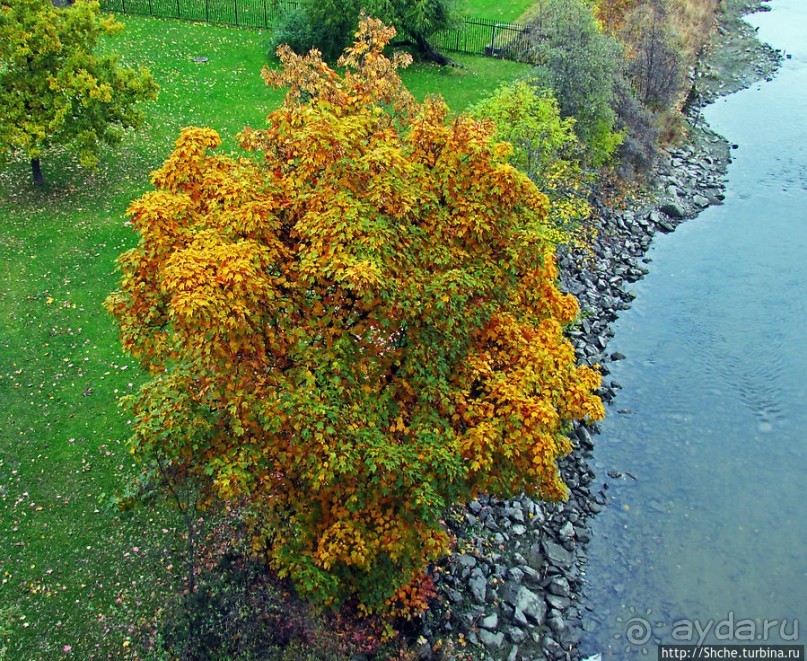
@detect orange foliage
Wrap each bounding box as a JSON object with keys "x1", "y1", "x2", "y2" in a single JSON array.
[
  {"x1": 106, "y1": 17, "x2": 603, "y2": 616},
  {"x1": 596, "y1": 0, "x2": 641, "y2": 33}
]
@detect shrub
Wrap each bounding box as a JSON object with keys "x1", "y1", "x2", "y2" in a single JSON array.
[
  {"x1": 106, "y1": 18, "x2": 603, "y2": 617},
  {"x1": 611, "y1": 73, "x2": 660, "y2": 180},
  {"x1": 267, "y1": 0, "x2": 457, "y2": 63},
  {"x1": 267, "y1": 7, "x2": 325, "y2": 60}
]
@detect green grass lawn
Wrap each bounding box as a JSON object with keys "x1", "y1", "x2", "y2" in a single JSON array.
[
  {"x1": 0, "y1": 14, "x2": 530, "y2": 658},
  {"x1": 456, "y1": 0, "x2": 535, "y2": 22}
]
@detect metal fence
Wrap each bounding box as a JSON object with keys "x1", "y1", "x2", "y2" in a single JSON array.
[
  {"x1": 99, "y1": 0, "x2": 300, "y2": 27},
  {"x1": 433, "y1": 17, "x2": 529, "y2": 60},
  {"x1": 99, "y1": 0, "x2": 530, "y2": 60}
]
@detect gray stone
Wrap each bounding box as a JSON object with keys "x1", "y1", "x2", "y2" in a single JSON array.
[
  {"x1": 542, "y1": 538, "x2": 574, "y2": 568},
  {"x1": 457, "y1": 553, "x2": 477, "y2": 568},
  {"x1": 558, "y1": 521, "x2": 575, "y2": 540},
  {"x1": 501, "y1": 603, "x2": 515, "y2": 621},
  {"x1": 548, "y1": 615, "x2": 566, "y2": 635},
  {"x1": 509, "y1": 503, "x2": 526, "y2": 523},
  {"x1": 526, "y1": 541, "x2": 545, "y2": 568},
  {"x1": 512, "y1": 607, "x2": 529, "y2": 628},
  {"x1": 506, "y1": 625, "x2": 527, "y2": 644},
  {"x1": 546, "y1": 593, "x2": 571, "y2": 611},
  {"x1": 478, "y1": 629, "x2": 505, "y2": 650},
  {"x1": 521, "y1": 566, "x2": 542, "y2": 585},
  {"x1": 547, "y1": 576, "x2": 571, "y2": 598},
  {"x1": 660, "y1": 201, "x2": 686, "y2": 219},
  {"x1": 507, "y1": 566, "x2": 525, "y2": 584},
  {"x1": 501, "y1": 579, "x2": 522, "y2": 607},
  {"x1": 469, "y1": 572, "x2": 488, "y2": 604},
  {"x1": 446, "y1": 587, "x2": 464, "y2": 604},
  {"x1": 514, "y1": 586, "x2": 546, "y2": 625},
  {"x1": 479, "y1": 613, "x2": 499, "y2": 630},
  {"x1": 542, "y1": 635, "x2": 563, "y2": 655}
]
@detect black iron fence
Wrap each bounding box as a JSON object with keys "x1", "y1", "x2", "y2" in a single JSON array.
[
  {"x1": 99, "y1": 0, "x2": 530, "y2": 60},
  {"x1": 99, "y1": 0, "x2": 299, "y2": 27},
  {"x1": 433, "y1": 16, "x2": 529, "y2": 60}
]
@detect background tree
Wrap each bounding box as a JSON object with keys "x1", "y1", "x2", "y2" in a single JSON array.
[
  {"x1": 610, "y1": 71, "x2": 660, "y2": 180},
  {"x1": 620, "y1": 0, "x2": 686, "y2": 111},
  {"x1": 523, "y1": 0, "x2": 624, "y2": 166},
  {"x1": 0, "y1": 0, "x2": 157, "y2": 185},
  {"x1": 269, "y1": 0, "x2": 457, "y2": 64},
  {"x1": 269, "y1": 0, "x2": 362, "y2": 61},
  {"x1": 107, "y1": 18, "x2": 603, "y2": 616}
]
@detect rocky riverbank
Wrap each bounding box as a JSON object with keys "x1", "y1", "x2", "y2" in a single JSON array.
[{"x1": 414, "y1": 2, "x2": 782, "y2": 659}]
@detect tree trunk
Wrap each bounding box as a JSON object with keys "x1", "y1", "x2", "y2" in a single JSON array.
[
  {"x1": 413, "y1": 33, "x2": 457, "y2": 66},
  {"x1": 31, "y1": 158, "x2": 45, "y2": 187}
]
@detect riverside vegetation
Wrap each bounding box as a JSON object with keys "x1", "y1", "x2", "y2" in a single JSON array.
[{"x1": 0, "y1": 0, "x2": 776, "y2": 658}]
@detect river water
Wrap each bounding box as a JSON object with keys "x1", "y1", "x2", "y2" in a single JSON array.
[{"x1": 579, "y1": 1, "x2": 807, "y2": 656}]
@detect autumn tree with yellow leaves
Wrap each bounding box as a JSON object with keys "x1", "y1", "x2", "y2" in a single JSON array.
[
  {"x1": 106, "y1": 18, "x2": 604, "y2": 616},
  {"x1": 0, "y1": 0, "x2": 157, "y2": 185}
]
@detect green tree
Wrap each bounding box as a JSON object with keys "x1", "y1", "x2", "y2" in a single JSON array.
[
  {"x1": 365, "y1": 0, "x2": 456, "y2": 63},
  {"x1": 0, "y1": 0, "x2": 157, "y2": 185},
  {"x1": 107, "y1": 18, "x2": 603, "y2": 616},
  {"x1": 524, "y1": 0, "x2": 623, "y2": 165},
  {"x1": 270, "y1": 0, "x2": 457, "y2": 63}
]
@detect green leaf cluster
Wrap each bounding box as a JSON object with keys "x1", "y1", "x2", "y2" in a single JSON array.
[
  {"x1": 471, "y1": 80, "x2": 592, "y2": 235},
  {"x1": 269, "y1": 0, "x2": 457, "y2": 62}
]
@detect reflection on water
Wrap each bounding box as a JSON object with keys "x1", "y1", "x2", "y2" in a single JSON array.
[{"x1": 579, "y1": 0, "x2": 807, "y2": 656}]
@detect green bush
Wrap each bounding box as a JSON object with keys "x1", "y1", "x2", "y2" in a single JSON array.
[
  {"x1": 267, "y1": 7, "x2": 324, "y2": 60},
  {"x1": 267, "y1": 0, "x2": 457, "y2": 62}
]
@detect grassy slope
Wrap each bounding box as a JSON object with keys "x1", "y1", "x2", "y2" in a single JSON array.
[
  {"x1": 456, "y1": 0, "x2": 534, "y2": 22},
  {"x1": 0, "y1": 15, "x2": 529, "y2": 658}
]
